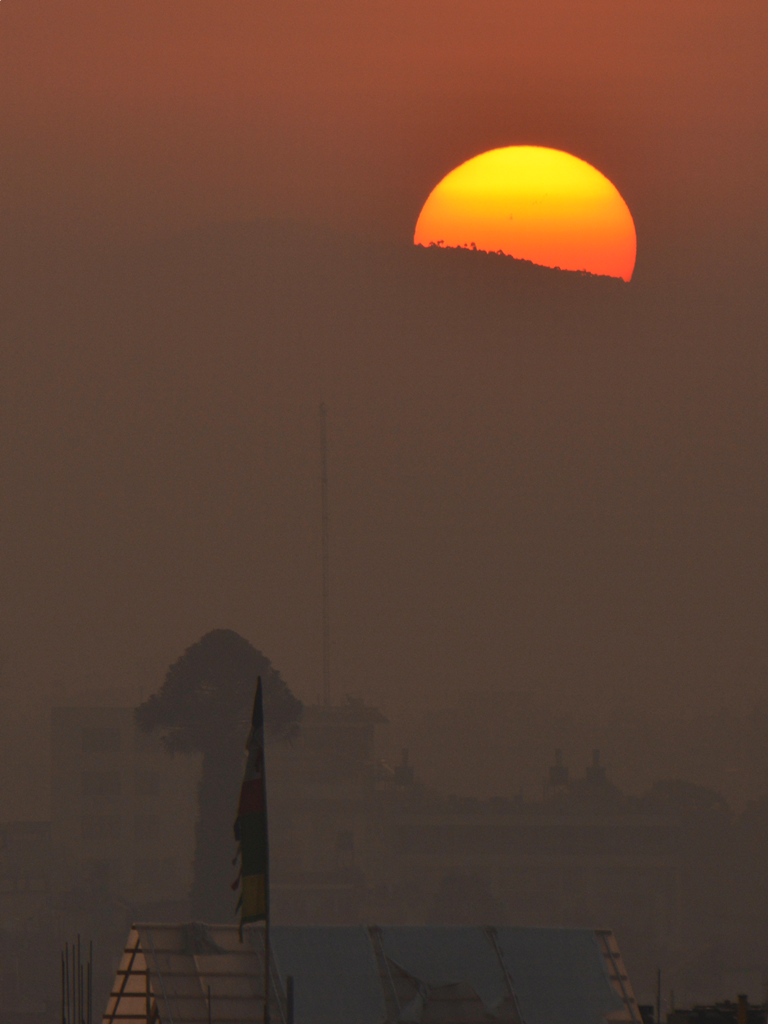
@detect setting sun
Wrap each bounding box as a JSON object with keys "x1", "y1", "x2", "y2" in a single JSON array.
[{"x1": 414, "y1": 146, "x2": 637, "y2": 281}]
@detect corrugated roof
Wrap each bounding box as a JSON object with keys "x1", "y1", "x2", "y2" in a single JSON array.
[
  {"x1": 272, "y1": 927, "x2": 386, "y2": 1024},
  {"x1": 495, "y1": 928, "x2": 626, "y2": 1024},
  {"x1": 103, "y1": 923, "x2": 640, "y2": 1024}
]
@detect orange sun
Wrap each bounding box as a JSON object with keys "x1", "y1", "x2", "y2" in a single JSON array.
[{"x1": 414, "y1": 146, "x2": 636, "y2": 281}]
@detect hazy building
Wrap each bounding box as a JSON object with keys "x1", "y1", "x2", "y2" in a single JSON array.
[
  {"x1": 262, "y1": 712, "x2": 738, "y2": 1004},
  {"x1": 50, "y1": 707, "x2": 200, "y2": 917},
  {"x1": 268, "y1": 700, "x2": 388, "y2": 923},
  {"x1": 32, "y1": 699, "x2": 746, "y2": 1009},
  {"x1": 0, "y1": 822, "x2": 52, "y2": 932}
]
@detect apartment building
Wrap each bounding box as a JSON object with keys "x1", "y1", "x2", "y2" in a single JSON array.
[{"x1": 50, "y1": 706, "x2": 200, "y2": 915}]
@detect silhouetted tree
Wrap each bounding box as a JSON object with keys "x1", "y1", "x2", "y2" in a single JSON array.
[{"x1": 135, "y1": 629, "x2": 302, "y2": 921}]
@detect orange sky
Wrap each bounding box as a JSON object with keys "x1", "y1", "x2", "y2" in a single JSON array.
[
  {"x1": 0, "y1": 2, "x2": 767, "y2": 800},
  {"x1": 0, "y1": 1, "x2": 766, "y2": 278}
]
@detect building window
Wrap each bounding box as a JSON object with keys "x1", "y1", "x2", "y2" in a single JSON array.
[
  {"x1": 133, "y1": 815, "x2": 159, "y2": 842},
  {"x1": 81, "y1": 816, "x2": 120, "y2": 843},
  {"x1": 81, "y1": 727, "x2": 122, "y2": 754},
  {"x1": 81, "y1": 771, "x2": 121, "y2": 798},
  {"x1": 336, "y1": 830, "x2": 354, "y2": 853},
  {"x1": 83, "y1": 859, "x2": 113, "y2": 889},
  {"x1": 133, "y1": 858, "x2": 175, "y2": 887},
  {"x1": 335, "y1": 830, "x2": 354, "y2": 868},
  {"x1": 134, "y1": 771, "x2": 160, "y2": 797}
]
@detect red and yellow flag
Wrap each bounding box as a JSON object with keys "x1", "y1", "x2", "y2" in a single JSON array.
[{"x1": 233, "y1": 677, "x2": 269, "y2": 933}]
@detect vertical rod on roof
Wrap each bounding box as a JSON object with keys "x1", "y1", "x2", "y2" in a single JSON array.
[
  {"x1": 286, "y1": 976, "x2": 294, "y2": 1024},
  {"x1": 319, "y1": 401, "x2": 331, "y2": 707},
  {"x1": 72, "y1": 939, "x2": 77, "y2": 1024},
  {"x1": 65, "y1": 943, "x2": 70, "y2": 1024},
  {"x1": 89, "y1": 941, "x2": 93, "y2": 1024},
  {"x1": 207, "y1": 984, "x2": 212, "y2": 1024},
  {"x1": 79, "y1": 937, "x2": 83, "y2": 1024},
  {"x1": 656, "y1": 968, "x2": 661, "y2": 1024},
  {"x1": 146, "y1": 956, "x2": 151, "y2": 1024},
  {"x1": 61, "y1": 951, "x2": 66, "y2": 1024},
  {"x1": 264, "y1": 922, "x2": 271, "y2": 1024}
]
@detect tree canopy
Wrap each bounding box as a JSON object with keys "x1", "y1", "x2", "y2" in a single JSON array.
[
  {"x1": 135, "y1": 629, "x2": 302, "y2": 921},
  {"x1": 135, "y1": 628, "x2": 302, "y2": 751}
]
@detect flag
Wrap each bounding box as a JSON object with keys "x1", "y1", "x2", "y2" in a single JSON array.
[{"x1": 233, "y1": 677, "x2": 269, "y2": 934}]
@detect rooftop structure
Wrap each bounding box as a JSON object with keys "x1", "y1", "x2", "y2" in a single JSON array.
[{"x1": 104, "y1": 922, "x2": 640, "y2": 1024}]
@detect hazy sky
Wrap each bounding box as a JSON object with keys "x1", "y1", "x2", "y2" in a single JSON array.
[
  {"x1": 1, "y1": 2, "x2": 766, "y2": 270},
  {"x1": 0, "y1": 2, "x2": 766, "y2": 753}
]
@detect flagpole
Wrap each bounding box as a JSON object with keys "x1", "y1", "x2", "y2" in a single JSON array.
[
  {"x1": 264, "y1": 745, "x2": 270, "y2": 1024},
  {"x1": 264, "y1": 917, "x2": 271, "y2": 1024},
  {"x1": 263, "y1": 687, "x2": 271, "y2": 1024},
  {"x1": 233, "y1": 676, "x2": 270, "y2": 1022}
]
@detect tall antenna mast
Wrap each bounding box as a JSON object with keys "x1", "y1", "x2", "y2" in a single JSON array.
[{"x1": 319, "y1": 403, "x2": 331, "y2": 706}]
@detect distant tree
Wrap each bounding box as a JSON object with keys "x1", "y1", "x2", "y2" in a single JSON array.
[
  {"x1": 639, "y1": 779, "x2": 732, "y2": 819},
  {"x1": 638, "y1": 778, "x2": 729, "y2": 819},
  {"x1": 135, "y1": 629, "x2": 302, "y2": 922}
]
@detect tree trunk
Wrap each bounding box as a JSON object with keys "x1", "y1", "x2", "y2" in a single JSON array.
[{"x1": 190, "y1": 745, "x2": 246, "y2": 922}]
